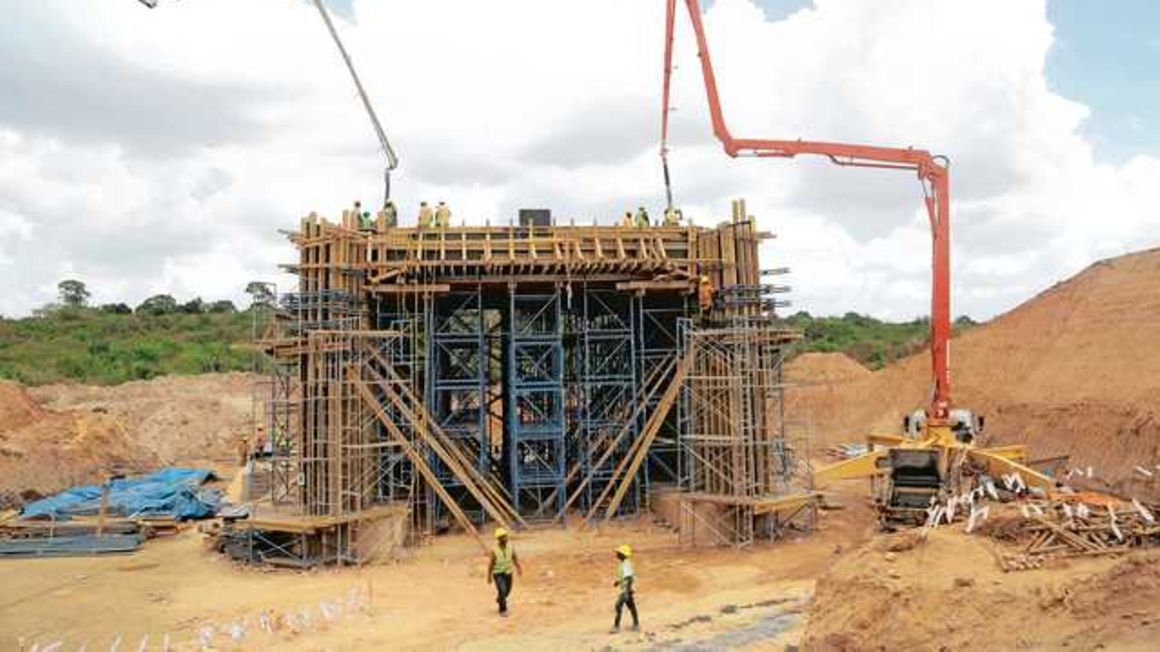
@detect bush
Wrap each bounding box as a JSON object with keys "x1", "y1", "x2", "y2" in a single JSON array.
[{"x1": 0, "y1": 304, "x2": 252, "y2": 385}]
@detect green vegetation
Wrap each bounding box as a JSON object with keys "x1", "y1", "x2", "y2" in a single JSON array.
[
  {"x1": 776, "y1": 311, "x2": 977, "y2": 370},
  {"x1": 0, "y1": 308, "x2": 255, "y2": 386},
  {"x1": 0, "y1": 280, "x2": 258, "y2": 385}
]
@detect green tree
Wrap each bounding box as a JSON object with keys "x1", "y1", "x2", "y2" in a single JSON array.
[
  {"x1": 245, "y1": 281, "x2": 275, "y2": 309},
  {"x1": 58, "y1": 279, "x2": 90, "y2": 308},
  {"x1": 179, "y1": 298, "x2": 205, "y2": 314},
  {"x1": 137, "y1": 294, "x2": 178, "y2": 316},
  {"x1": 207, "y1": 300, "x2": 237, "y2": 313},
  {"x1": 99, "y1": 303, "x2": 133, "y2": 314}
]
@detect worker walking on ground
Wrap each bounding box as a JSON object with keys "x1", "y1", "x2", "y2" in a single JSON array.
[
  {"x1": 435, "y1": 201, "x2": 451, "y2": 228},
  {"x1": 418, "y1": 201, "x2": 434, "y2": 228},
  {"x1": 487, "y1": 527, "x2": 523, "y2": 617},
  {"x1": 610, "y1": 544, "x2": 640, "y2": 632},
  {"x1": 635, "y1": 206, "x2": 650, "y2": 227}
]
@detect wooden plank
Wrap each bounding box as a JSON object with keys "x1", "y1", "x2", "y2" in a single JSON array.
[{"x1": 367, "y1": 284, "x2": 452, "y2": 294}]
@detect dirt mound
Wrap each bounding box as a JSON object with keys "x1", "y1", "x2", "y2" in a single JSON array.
[
  {"x1": 785, "y1": 352, "x2": 871, "y2": 384},
  {"x1": 30, "y1": 372, "x2": 255, "y2": 465},
  {"x1": 0, "y1": 380, "x2": 45, "y2": 433},
  {"x1": 0, "y1": 373, "x2": 255, "y2": 503},
  {"x1": 798, "y1": 247, "x2": 1160, "y2": 485},
  {"x1": 805, "y1": 530, "x2": 1160, "y2": 650}
]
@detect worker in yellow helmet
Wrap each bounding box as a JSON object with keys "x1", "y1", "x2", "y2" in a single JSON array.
[
  {"x1": 610, "y1": 544, "x2": 639, "y2": 632},
  {"x1": 698, "y1": 275, "x2": 715, "y2": 312},
  {"x1": 486, "y1": 527, "x2": 523, "y2": 617},
  {"x1": 635, "y1": 206, "x2": 650, "y2": 228},
  {"x1": 418, "y1": 201, "x2": 434, "y2": 229}
]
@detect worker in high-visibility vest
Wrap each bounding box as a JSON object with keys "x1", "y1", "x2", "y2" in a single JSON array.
[
  {"x1": 435, "y1": 201, "x2": 451, "y2": 228},
  {"x1": 698, "y1": 275, "x2": 714, "y2": 312},
  {"x1": 486, "y1": 527, "x2": 523, "y2": 616},
  {"x1": 417, "y1": 201, "x2": 434, "y2": 228},
  {"x1": 610, "y1": 544, "x2": 639, "y2": 632},
  {"x1": 635, "y1": 206, "x2": 650, "y2": 227},
  {"x1": 663, "y1": 207, "x2": 682, "y2": 226},
  {"x1": 381, "y1": 199, "x2": 398, "y2": 228}
]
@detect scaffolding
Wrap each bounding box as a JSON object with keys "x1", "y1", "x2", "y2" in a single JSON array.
[
  {"x1": 676, "y1": 318, "x2": 816, "y2": 547},
  {"x1": 232, "y1": 201, "x2": 813, "y2": 565}
]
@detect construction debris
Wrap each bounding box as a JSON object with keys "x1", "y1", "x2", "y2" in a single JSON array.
[{"x1": 980, "y1": 497, "x2": 1160, "y2": 571}]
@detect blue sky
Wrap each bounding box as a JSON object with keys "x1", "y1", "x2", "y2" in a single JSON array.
[{"x1": 1046, "y1": 0, "x2": 1160, "y2": 161}]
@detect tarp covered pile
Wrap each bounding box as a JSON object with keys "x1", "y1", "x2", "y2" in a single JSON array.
[{"x1": 21, "y1": 467, "x2": 220, "y2": 521}]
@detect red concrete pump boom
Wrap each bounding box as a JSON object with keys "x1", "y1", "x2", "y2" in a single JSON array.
[{"x1": 662, "y1": 0, "x2": 952, "y2": 419}]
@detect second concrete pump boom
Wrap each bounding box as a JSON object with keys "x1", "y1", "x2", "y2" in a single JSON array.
[{"x1": 661, "y1": 0, "x2": 952, "y2": 420}]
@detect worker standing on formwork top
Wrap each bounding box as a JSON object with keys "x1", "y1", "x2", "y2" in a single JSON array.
[
  {"x1": 435, "y1": 201, "x2": 451, "y2": 228},
  {"x1": 663, "y1": 207, "x2": 682, "y2": 226},
  {"x1": 635, "y1": 206, "x2": 650, "y2": 227},
  {"x1": 487, "y1": 527, "x2": 523, "y2": 617},
  {"x1": 610, "y1": 544, "x2": 640, "y2": 633},
  {"x1": 621, "y1": 211, "x2": 634, "y2": 227},
  {"x1": 380, "y1": 199, "x2": 398, "y2": 229},
  {"x1": 417, "y1": 201, "x2": 434, "y2": 228}
]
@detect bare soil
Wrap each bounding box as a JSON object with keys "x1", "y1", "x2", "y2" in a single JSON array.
[
  {"x1": 787, "y1": 247, "x2": 1160, "y2": 492},
  {"x1": 0, "y1": 373, "x2": 255, "y2": 503}
]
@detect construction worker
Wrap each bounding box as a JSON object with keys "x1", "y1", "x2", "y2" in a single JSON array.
[
  {"x1": 621, "y1": 211, "x2": 634, "y2": 227},
  {"x1": 611, "y1": 544, "x2": 639, "y2": 632},
  {"x1": 663, "y1": 206, "x2": 682, "y2": 226},
  {"x1": 383, "y1": 199, "x2": 398, "y2": 228},
  {"x1": 435, "y1": 201, "x2": 451, "y2": 229},
  {"x1": 486, "y1": 527, "x2": 523, "y2": 617},
  {"x1": 698, "y1": 275, "x2": 714, "y2": 312},
  {"x1": 359, "y1": 210, "x2": 374, "y2": 231},
  {"x1": 635, "y1": 206, "x2": 650, "y2": 227},
  {"x1": 350, "y1": 200, "x2": 363, "y2": 229},
  {"x1": 418, "y1": 201, "x2": 434, "y2": 229},
  {"x1": 236, "y1": 434, "x2": 249, "y2": 467}
]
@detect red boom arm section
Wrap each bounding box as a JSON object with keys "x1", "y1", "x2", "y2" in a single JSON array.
[{"x1": 662, "y1": 0, "x2": 952, "y2": 418}]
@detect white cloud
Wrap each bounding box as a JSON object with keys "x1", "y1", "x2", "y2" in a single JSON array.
[{"x1": 0, "y1": 0, "x2": 1156, "y2": 320}]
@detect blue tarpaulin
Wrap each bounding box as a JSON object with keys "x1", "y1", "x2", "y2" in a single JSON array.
[{"x1": 21, "y1": 467, "x2": 220, "y2": 521}]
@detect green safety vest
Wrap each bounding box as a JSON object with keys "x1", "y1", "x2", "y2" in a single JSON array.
[
  {"x1": 617, "y1": 559, "x2": 634, "y2": 583},
  {"x1": 493, "y1": 544, "x2": 515, "y2": 575}
]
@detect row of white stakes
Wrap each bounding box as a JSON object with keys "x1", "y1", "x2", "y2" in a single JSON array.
[{"x1": 23, "y1": 586, "x2": 370, "y2": 652}]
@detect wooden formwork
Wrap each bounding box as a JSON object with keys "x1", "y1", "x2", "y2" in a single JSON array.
[{"x1": 249, "y1": 201, "x2": 804, "y2": 563}]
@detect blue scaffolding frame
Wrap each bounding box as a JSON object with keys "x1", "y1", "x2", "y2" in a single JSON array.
[
  {"x1": 427, "y1": 290, "x2": 490, "y2": 521},
  {"x1": 575, "y1": 287, "x2": 639, "y2": 513},
  {"x1": 506, "y1": 286, "x2": 566, "y2": 516}
]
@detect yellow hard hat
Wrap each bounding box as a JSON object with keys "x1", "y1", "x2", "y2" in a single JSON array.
[
  {"x1": 616, "y1": 544, "x2": 632, "y2": 557},
  {"x1": 494, "y1": 527, "x2": 509, "y2": 539}
]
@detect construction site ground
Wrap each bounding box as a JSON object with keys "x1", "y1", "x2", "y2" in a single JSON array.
[{"x1": 4, "y1": 477, "x2": 1160, "y2": 650}]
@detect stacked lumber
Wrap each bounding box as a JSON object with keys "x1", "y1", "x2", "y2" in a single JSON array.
[{"x1": 983, "y1": 498, "x2": 1160, "y2": 571}]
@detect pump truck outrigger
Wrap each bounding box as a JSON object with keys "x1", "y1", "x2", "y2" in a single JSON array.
[{"x1": 661, "y1": 0, "x2": 1055, "y2": 524}]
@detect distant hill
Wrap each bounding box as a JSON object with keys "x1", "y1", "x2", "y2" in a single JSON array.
[{"x1": 0, "y1": 308, "x2": 255, "y2": 385}]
